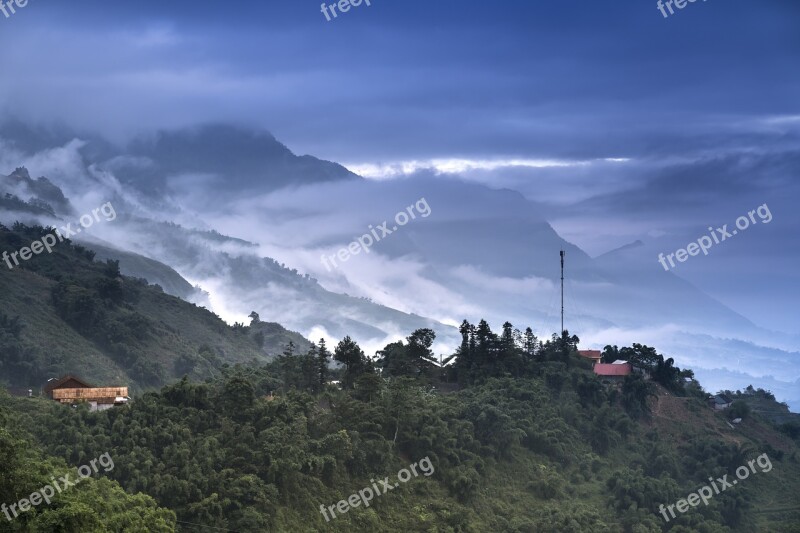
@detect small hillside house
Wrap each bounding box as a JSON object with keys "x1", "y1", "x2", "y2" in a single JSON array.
[
  {"x1": 593, "y1": 362, "x2": 632, "y2": 382},
  {"x1": 44, "y1": 375, "x2": 129, "y2": 412},
  {"x1": 711, "y1": 394, "x2": 733, "y2": 411},
  {"x1": 578, "y1": 350, "x2": 603, "y2": 364}
]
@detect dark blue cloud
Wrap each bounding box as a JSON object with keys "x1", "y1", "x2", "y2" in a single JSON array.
[{"x1": 1, "y1": 0, "x2": 797, "y2": 158}]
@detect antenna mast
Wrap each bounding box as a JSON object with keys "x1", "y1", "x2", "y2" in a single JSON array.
[{"x1": 560, "y1": 250, "x2": 565, "y2": 334}]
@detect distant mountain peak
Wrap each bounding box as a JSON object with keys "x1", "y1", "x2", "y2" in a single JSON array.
[
  {"x1": 10, "y1": 166, "x2": 31, "y2": 179},
  {"x1": 117, "y1": 123, "x2": 360, "y2": 195},
  {"x1": 2, "y1": 166, "x2": 71, "y2": 215}
]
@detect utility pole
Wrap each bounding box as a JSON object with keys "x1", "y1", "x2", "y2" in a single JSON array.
[{"x1": 560, "y1": 250, "x2": 565, "y2": 335}]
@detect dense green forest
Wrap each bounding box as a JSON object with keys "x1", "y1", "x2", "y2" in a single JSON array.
[
  {"x1": 1, "y1": 223, "x2": 799, "y2": 531},
  {"x1": 4, "y1": 326, "x2": 799, "y2": 532},
  {"x1": 0, "y1": 392, "x2": 176, "y2": 531}
]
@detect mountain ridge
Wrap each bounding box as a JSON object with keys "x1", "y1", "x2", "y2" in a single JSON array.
[{"x1": 1, "y1": 122, "x2": 797, "y2": 410}]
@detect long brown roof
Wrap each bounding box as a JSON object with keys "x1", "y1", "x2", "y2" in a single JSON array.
[
  {"x1": 52, "y1": 387, "x2": 128, "y2": 401},
  {"x1": 43, "y1": 375, "x2": 94, "y2": 394}
]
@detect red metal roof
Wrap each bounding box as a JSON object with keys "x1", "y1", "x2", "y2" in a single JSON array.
[
  {"x1": 579, "y1": 350, "x2": 602, "y2": 359},
  {"x1": 593, "y1": 363, "x2": 632, "y2": 376}
]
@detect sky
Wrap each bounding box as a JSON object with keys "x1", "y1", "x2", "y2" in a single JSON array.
[{"x1": 0, "y1": 0, "x2": 798, "y2": 332}]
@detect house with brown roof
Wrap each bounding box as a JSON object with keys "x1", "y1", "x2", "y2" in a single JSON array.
[
  {"x1": 44, "y1": 375, "x2": 129, "y2": 412},
  {"x1": 578, "y1": 350, "x2": 602, "y2": 363},
  {"x1": 43, "y1": 375, "x2": 93, "y2": 397}
]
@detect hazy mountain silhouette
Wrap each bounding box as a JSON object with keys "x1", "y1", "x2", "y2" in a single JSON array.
[{"x1": 1, "y1": 122, "x2": 797, "y2": 409}]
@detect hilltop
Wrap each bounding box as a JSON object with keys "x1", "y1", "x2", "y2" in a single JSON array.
[{"x1": 3, "y1": 329, "x2": 798, "y2": 533}]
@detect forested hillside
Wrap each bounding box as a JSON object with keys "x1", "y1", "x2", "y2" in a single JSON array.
[
  {"x1": 1, "y1": 219, "x2": 798, "y2": 533},
  {"x1": 0, "y1": 390, "x2": 176, "y2": 531},
  {"x1": 0, "y1": 223, "x2": 310, "y2": 393},
  {"x1": 5, "y1": 326, "x2": 799, "y2": 532}
]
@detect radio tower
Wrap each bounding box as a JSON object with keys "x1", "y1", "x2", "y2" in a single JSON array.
[{"x1": 560, "y1": 250, "x2": 565, "y2": 335}]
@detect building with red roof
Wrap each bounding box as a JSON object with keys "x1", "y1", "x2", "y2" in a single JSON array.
[{"x1": 593, "y1": 362, "x2": 632, "y2": 381}]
